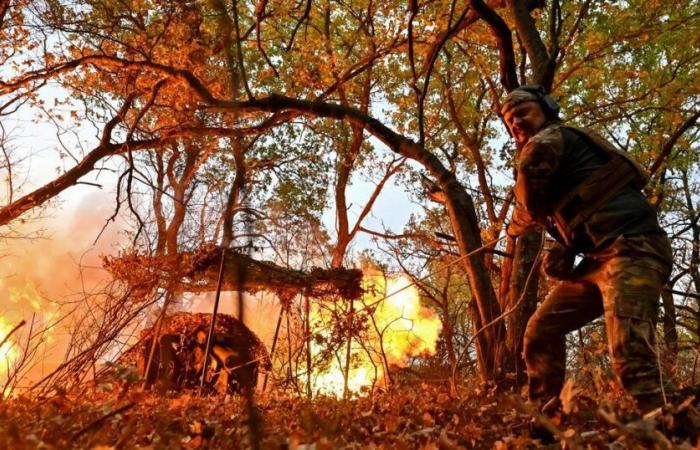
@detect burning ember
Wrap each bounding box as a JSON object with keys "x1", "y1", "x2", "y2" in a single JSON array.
[{"x1": 309, "y1": 272, "x2": 442, "y2": 397}]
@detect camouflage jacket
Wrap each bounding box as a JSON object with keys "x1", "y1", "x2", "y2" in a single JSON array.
[{"x1": 510, "y1": 121, "x2": 663, "y2": 253}]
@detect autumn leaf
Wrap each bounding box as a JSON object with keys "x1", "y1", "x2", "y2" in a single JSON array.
[{"x1": 560, "y1": 379, "x2": 582, "y2": 415}]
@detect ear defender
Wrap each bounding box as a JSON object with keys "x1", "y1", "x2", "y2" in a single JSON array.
[{"x1": 518, "y1": 84, "x2": 561, "y2": 118}]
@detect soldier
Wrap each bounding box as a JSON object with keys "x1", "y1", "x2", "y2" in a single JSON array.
[{"x1": 501, "y1": 85, "x2": 675, "y2": 414}]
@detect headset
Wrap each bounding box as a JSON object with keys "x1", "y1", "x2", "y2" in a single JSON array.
[{"x1": 517, "y1": 84, "x2": 561, "y2": 119}]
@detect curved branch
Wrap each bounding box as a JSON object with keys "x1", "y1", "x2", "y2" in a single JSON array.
[
  {"x1": 0, "y1": 320, "x2": 25, "y2": 350},
  {"x1": 506, "y1": 0, "x2": 551, "y2": 87},
  {"x1": 415, "y1": 6, "x2": 480, "y2": 145},
  {"x1": 286, "y1": 0, "x2": 313, "y2": 51},
  {"x1": 232, "y1": 0, "x2": 254, "y2": 99},
  {"x1": 648, "y1": 110, "x2": 700, "y2": 176},
  {"x1": 470, "y1": 0, "x2": 518, "y2": 91},
  {"x1": 254, "y1": 0, "x2": 279, "y2": 77},
  {"x1": 446, "y1": 88, "x2": 496, "y2": 225},
  {"x1": 0, "y1": 95, "x2": 137, "y2": 226},
  {"x1": 0, "y1": 0, "x2": 10, "y2": 30}
]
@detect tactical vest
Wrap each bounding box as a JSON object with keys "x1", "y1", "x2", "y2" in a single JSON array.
[{"x1": 550, "y1": 125, "x2": 649, "y2": 244}]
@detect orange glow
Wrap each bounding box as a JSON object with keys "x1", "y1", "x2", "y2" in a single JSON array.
[
  {"x1": 0, "y1": 317, "x2": 20, "y2": 379},
  {"x1": 309, "y1": 270, "x2": 442, "y2": 397}
]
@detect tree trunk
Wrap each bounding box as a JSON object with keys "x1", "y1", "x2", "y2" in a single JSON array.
[
  {"x1": 152, "y1": 151, "x2": 167, "y2": 256},
  {"x1": 503, "y1": 230, "x2": 542, "y2": 386},
  {"x1": 165, "y1": 144, "x2": 199, "y2": 255},
  {"x1": 330, "y1": 128, "x2": 359, "y2": 268},
  {"x1": 222, "y1": 140, "x2": 247, "y2": 247},
  {"x1": 441, "y1": 176, "x2": 504, "y2": 382}
]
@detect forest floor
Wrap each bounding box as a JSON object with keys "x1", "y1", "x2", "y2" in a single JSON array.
[{"x1": 1, "y1": 370, "x2": 698, "y2": 449}]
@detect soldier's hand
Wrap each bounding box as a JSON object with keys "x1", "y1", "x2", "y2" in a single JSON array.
[
  {"x1": 543, "y1": 243, "x2": 576, "y2": 280},
  {"x1": 506, "y1": 221, "x2": 536, "y2": 238},
  {"x1": 505, "y1": 221, "x2": 521, "y2": 238}
]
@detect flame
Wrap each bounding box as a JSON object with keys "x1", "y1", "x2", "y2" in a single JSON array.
[
  {"x1": 0, "y1": 279, "x2": 59, "y2": 392},
  {"x1": 9, "y1": 281, "x2": 44, "y2": 311},
  {"x1": 308, "y1": 271, "x2": 442, "y2": 397},
  {"x1": 0, "y1": 317, "x2": 20, "y2": 378},
  {"x1": 0, "y1": 191, "x2": 134, "y2": 391}
]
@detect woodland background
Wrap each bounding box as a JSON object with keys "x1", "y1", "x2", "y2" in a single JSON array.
[{"x1": 0, "y1": 0, "x2": 699, "y2": 448}]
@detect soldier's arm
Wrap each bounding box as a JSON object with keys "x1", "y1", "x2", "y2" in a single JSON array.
[
  {"x1": 514, "y1": 128, "x2": 565, "y2": 221},
  {"x1": 506, "y1": 200, "x2": 540, "y2": 237}
]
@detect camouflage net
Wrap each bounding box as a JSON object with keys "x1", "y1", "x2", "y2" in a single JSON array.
[{"x1": 104, "y1": 245, "x2": 364, "y2": 301}]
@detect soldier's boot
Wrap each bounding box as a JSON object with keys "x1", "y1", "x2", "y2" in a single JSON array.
[
  {"x1": 528, "y1": 420, "x2": 556, "y2": 444},
  {"x1": 523, "y1": 319, "x2": 567, "y2": 444},
  {"x1": 676, "y1": 384, "x2": 700, "y2": 404},
  {"x1": 670, "y1": 405, "x2": 700, "y2": 444},
  {"x1": 661, "y1": 387, "x2": 700, "y2": 444},
  {"x1": 527, "y1": 396, "x2": 562, "y2": 444}
]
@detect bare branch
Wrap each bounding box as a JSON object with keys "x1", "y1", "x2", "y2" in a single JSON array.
[
  {"x1": 470, "y1": 0, "x2": 519, "y2": 91},
  {"x1": 0, "y1": 95, "x2": 137, "y2": 226},
  {"x1": 506, "y1": 0, "x2": 551, "y2": 87},
  {"x1": 254, "y1": 0, "x2": 279, "y2": 77},
  {"x1": 648, "y1": 110, "x2": 700, "y2": 176},
  {"x1": 286, "y1": 0, "x2": 313, "y2": 51},
  {"x1": 0, "y1": 320, "x2": 25, "y2": 351},
  {"x1": 348, "y1": 157, "x2": 406, "y2": 239}
]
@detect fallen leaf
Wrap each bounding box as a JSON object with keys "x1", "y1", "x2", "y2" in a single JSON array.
[{"x1": 560, "y1": 379, "x2": 582, "y2": 415}]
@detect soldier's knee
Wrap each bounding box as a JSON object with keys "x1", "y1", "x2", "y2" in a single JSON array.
[
  {"x1": 524, "y1": 313, "x2": 544, "y2": 341},
  {"x1": 523, "y1": 331, "x2": 548, "y2": 366},
  {"x1": 522, "y1": 324, "x2": 539, "y2": 361},
  {"x1": 523, "y1": 314, "x2": 555, "y2": 349}
]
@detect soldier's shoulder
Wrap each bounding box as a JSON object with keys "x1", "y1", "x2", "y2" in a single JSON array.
[{"x1": 527, "y1": 123, "x2": 565, "y2": 149}]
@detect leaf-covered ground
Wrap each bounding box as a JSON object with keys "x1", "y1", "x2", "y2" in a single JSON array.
[{"x1": 1, "y1": 375, "x2": 698, "y2": 449}]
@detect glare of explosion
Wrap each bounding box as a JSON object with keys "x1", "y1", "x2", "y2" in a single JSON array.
[
  {"x1": 0, "y1": 317, "x2": 20, "y2": 379},
  {"x1": 309, "y1": 272, "x2": 442, "y2": 397}
]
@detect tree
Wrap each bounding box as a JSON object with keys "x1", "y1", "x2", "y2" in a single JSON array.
[{"x1": 1, "y1": 0, "x2": 699, "y2": 387}]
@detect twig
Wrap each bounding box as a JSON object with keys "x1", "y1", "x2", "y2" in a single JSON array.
[
  {"x1": 73, "y1": 402, "x2": 135, "y2": 439},
  {"x1": 511, "y1": 395, "x2": 582, "y2": 449},
  {"x1": 75, "y1": 181, "x2": 103, "y2": 188},
  {"x1": 434, "y1": 232, "x2": 512, "y2": 257},
  {"x1": 0, "y1": 320, "x2": 25, "y2": 350},
  {"x1": 263, "y1": 308, "x2": 285, "y2": 391},
  {"x1": 255, "y1": 0, "x2": 279, "y2": 77},
  {"x1": 598, "y1": 408, "x2": 673, "y2": 450},
  {"x1": 286, "y1": 0, "x2": 313, "y2": 51},
  {"x1": 357, "y1": 235, "x2": 507, "y2": 315}
]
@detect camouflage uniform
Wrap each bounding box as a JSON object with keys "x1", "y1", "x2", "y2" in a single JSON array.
[
  {"x1": 505, "y1": 91, "x2": 674, "y2": 412},
  {"x1": 524, "y1": 233, "x2": 673, "y2": 411}
]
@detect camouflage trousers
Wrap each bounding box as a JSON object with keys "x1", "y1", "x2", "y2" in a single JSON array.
[{"x1": 523, "y1": 232, "x2": 674, "y2": 412}]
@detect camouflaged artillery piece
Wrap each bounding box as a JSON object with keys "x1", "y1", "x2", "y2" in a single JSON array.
[
  {"x1": 110, "y1": 247, "x2": 363, "y2": 394},
  {"x1": 125, "y1": 312, "x2": 270, "y2": 394}
]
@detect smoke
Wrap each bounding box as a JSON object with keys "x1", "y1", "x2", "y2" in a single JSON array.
[
  {"x1": 0, "y1": 189, "x2": 124, "y2": 384},
  {"x1": 0, "y1": 186, "x2": 290, "y2": 389}
]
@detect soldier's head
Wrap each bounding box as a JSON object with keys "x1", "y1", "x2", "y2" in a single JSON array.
[{"x1": 501, "y1": 85, "x2": 560, "y2": 146}]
